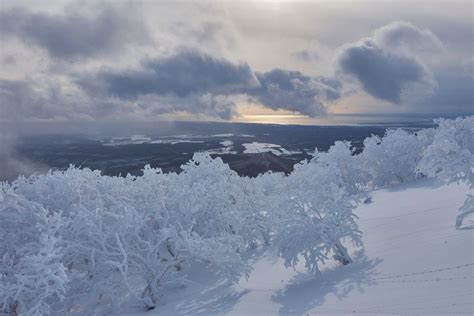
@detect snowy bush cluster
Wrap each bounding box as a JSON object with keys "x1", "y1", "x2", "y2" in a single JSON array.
[
  {"x1": 1, "y1": 155, "x2": 265, "y2": 314},
  {"x1": 416, "y1": 117, "x2": 474, "y2": 228},
  {"x1": 1, "y1": 116, "x2": 472, "y2": 315}
]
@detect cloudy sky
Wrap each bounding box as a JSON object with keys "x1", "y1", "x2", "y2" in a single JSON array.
[{"x1": 0, "y1": 0, "x2": 472, "y2": 125}]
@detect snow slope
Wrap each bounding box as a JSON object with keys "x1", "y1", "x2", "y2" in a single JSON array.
[{"x1": 123, "y1": 179, "x2": 473, "y2": 315}]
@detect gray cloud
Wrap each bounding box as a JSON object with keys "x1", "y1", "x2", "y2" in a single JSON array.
[
  {"x1": 0, "y1": 77, "x2": 133, "y2": 122},
  {"x1": 292, "y1": 50, "x2": 320, "y2": 62},
  {"x1": 337, "y1": 22, "x2": 439, "y2": 104},
  {"x1": 372, "y1": 21, "x2": 444, "y2": 55},
  {"x1": 337, "y1": 40, "x2": 431, "y2": 104},
  {"x1": 0, "y1": 76, "x2": 240, "y2": 121},
  {"x1": 414, "y1": 61, "x2": 474, "y2": 113},
  {"x1": 79, "y1": 50, "x2": 259, "y2": 99},
  {"x1": 77, "y1": 50, "x2": 341, "y2": 118},
  {"x1": 134, "y1": 93, "x2": 238, "y2": 120},
  {"x1": 1, "y1": 47, "x2": 341, "y2": 121},
  {"x1": 249, "y1": 69, "x2": 341, "y2": 116},
  {"x1": 0, "y1": 5, "x2": 148, "y2": 60},
  {"x1": 0, "y1": 79, "x2": 58, "y2": 120},
  {"x1": 2, "y1": 1, "x2": 470, "y2": 123}
]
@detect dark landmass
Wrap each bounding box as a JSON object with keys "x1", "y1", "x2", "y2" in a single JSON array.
[{"x1": 11, "y1": 121, "x2": 435, "y2": 179}]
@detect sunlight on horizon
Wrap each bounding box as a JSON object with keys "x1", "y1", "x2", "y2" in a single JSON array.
[{"x1": 233, "y1": 114, "x2": 426, "y2": 125}]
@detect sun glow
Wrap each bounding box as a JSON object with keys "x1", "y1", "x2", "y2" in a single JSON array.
[{"x1": 251, "y1": 0, "x2": 289, "y2": 13}]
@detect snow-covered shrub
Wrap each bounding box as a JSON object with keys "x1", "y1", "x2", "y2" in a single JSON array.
[
  {"x1": 271, "y1": 158, "x2": 362, "y2": 274},
  {"x1": 417, "y1": 117, "x2": 474, "y2": 184},
  {"x1": 0, "y1": 189, "x2": 67, "y2": 315},
  {"x1": 312, "y1": 141, "x2": 370, "y2": 194},
  {"x1": 360, "y1": 129, "x2": 425, "y2": 187},
  {"x1": 163, "y1": 153, "x2": 268, "y2": 250},
  {"x1": 417, "y1": 116, "x2": 474, "y2": 228},
  {"x1": 1, "y1": 154, "x2": 262, "y2": 314},
  {"x1": 58, "y1": 174, "x2": 246, "y2": 312}
]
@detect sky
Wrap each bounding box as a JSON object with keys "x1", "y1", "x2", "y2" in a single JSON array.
[{"x1": 0, "y1": 0, "x2": 473, "y2": 126}]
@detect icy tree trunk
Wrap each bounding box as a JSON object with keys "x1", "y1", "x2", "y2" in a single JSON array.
[
  {"x1": 141, "y1": 281, "x2": 157, "y2": 310},
  {"x1": 455, "y1": 195, "x2": 473, "y2": 229},
  {"x1": 333, "y1": 240, "x2": 353, "y2": 265},
  {"x1": 455, "y1": 210, "x2": 473, "y2": 229}
]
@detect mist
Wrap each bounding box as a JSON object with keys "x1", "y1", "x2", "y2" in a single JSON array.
[{"x1": 0, "y1": 133, "x2": 48, "y2": 181}]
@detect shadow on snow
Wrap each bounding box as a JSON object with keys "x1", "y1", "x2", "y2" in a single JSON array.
[{"x1": 272, "y1": 252, "x2": 382, "y2": 315}]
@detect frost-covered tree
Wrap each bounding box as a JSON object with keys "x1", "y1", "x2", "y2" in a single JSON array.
[
  {"x1": 0, "y1": 189, "x2": 67, "y2": 315},
  {"x1": 161, "y1": 153, "x2": 269, "y2": 249},
  {"x1": 360, "y1": 129, "x2": 425, "y2": 187},
  {"x1": 59, "y1": 183, "x2": 246, "y2": 312},
  {"x1": 417, "y1": 116, "x2": 474, "y2": 228},
  {"x1": 312, "y1": 141, "x2": 370, "y2": 194},
  {"x1": 417, "y1": 117, "x2": 474, "y2": 184},
  {"x1": 1, "y1": 155, "x2": 259, "y2": 314},
  {"x1": 271, "y1": 158, "x2": 362, "y2": 274}
]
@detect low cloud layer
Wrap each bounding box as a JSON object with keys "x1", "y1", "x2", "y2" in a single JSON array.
[
  {"x1": 76, "y1": 50, "x2": 341, "y2": 119},
  {"x1": 0, "y1": 79, "x2": 68, "y2": 121},
  {"x1": 0, "y1": 133, "x2": 48, "y2": 181},
  {"x1": 0, "y1": 50, "x2": 341, "y2": 121}
]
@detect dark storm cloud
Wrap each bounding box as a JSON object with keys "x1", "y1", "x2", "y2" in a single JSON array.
[
  {"x1": 0, "y1": 5, "x2": 148, "y2": 60},
  {"x1": 337, "y1": 40, "x2": 430, "y2": 104},
  {"x1": 79, "y1": 50, "x2": 259, "y2": 98},
  {"x1": 249, "y1": 69, "x2": 341, "y2": 116},
  {"x1": 78, "y1": 50, "x2": 341, "y2": 118},
  {"x1": 337, "y1": 22, "x2": 438, "y2": 104}
]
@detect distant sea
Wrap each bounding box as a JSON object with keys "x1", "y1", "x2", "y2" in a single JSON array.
[{"x1": 233, "y1": 113, "x2": 453, "y2": 126}]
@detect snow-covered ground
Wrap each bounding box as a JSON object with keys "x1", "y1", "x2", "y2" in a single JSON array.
[
  {"x1": 123, "y1": 179, "x2": 473, "y2": 315},
  {"x1": 200, "y1": 140, "x2": 237, "y2": 155},
  {"x1": 242, "y1": 142, "x2": 301, "y2": 155}
]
